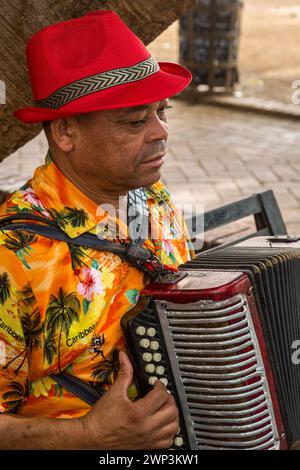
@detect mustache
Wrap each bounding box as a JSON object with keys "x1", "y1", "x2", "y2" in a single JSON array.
[{"x1": 140, "y1": 143, "x2": 166, "y2": 162}]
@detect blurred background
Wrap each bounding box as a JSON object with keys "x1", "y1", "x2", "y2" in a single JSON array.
[
  {"x1": 1, "y1": 0, "x2": 300, "y2": 244},
  {"x1": 149, "y1": 0, "x2": 299, "y2": 104}
]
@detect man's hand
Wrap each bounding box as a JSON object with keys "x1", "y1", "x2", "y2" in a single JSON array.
[
  {"x1": 0, "y1": 351, "x2": 179, "y2": 450},
  {"x1": 80, "y1": 350, "x2": 179, "y2": 449}
]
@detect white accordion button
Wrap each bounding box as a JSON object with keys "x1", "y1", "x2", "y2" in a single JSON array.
[
  {"x1": 156, "y1": 366, "x2": 165, "y2": 376},
  {"x1": 136, "y1": 326, "x2": 146, "y2": 336},
  {"x1": 147, "y1": 327, "x2": 156, "y2": 337},
  {"x1": 142, "y1": 353, "x2": 153, "y2": 362},
  {"x1": 153, "y1": 353, "x2": 162, "y2": 362},
  {"x1": 148, "y1": 376, "x2": 158, "y2": 385},
  {"x1": 150, "y1": 340, "x2": 160, "y2": 351},
  {"x1": 174, "y1": 437, "x2": 184, "y2": 447},
  {"x1": 140, "y1": 338, "x2": 150, "y2": 348},
  {"x1": 160, "y1": 378, "x2": 168, "y2": 386},
  {"x1": 145, "y1": 364, "x2": 155, "y2": 373}
]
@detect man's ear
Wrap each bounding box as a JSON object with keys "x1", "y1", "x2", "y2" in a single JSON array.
[{"x1": 50, "y1": 117, "x2": 77, "y2": 152}]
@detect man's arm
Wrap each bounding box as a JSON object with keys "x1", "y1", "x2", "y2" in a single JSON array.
[
  {"x1": 0, "y1": 412, "x2": 83, "y2": 449},
  {"x1": 0, "y1": 352, "x2": 179, "y2": 449}
]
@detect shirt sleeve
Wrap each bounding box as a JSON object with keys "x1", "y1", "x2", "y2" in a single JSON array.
[{"x1": 0, "y1": 246, "x2": 33, "y2": 414}]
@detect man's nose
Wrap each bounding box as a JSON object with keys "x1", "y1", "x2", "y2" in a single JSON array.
[{"x1": 146, "y1": 115, "x2": 169, "y2": 143}]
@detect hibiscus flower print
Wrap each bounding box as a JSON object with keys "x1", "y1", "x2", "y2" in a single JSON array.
[
  {"x1": 162, "y1": 238, "x2": 173, "y2": 257},
  {"x1": 21, "y1": 188, "x2": 50, "y2": 217},
  {"x1": 77, "y1": 267, "x2": 103, "y2": 302}
]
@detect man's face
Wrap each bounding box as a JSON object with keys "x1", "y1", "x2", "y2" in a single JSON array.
[{"x1": 68, "y1": 99, "x2": 170, "y2": 194}]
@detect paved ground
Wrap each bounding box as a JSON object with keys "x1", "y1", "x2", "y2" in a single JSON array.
[{"x1": 1, "y1": 100, "x2": 300, "y2": 241}]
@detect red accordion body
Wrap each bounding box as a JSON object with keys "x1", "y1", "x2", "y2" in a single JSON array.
[{"x1": 122, "y1": 236, "x2": 300, "y2": 450}]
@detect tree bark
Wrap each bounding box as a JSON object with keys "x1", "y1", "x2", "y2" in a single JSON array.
[{"x1": 0, "y1": 0, "x2": 198, "y2": 162}]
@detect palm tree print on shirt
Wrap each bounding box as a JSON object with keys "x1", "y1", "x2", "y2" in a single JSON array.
[
  {"x1": 67, "y1": 243, "x2": 98, "y2": 272},
  {"x1": 44, "y1": 333, "x2": 57, "y2": 366},
  {"x1": 2, "y1": 379, "x2": 29, "y2": 412},
  {"x1": 20, "y1": 283, "x2": 36, "y2": 307},
  {"x1": 2, "y1": 230, "x2": 38, "y2": 269},
  {"x1": 3, "y1": 309, "x2": 43, "y2": 375},
  {"x1": 0, "y1": 272, "x2": 10, "y2": 305},
  {"x1": 45, "y1": 288, "x2": 80, "y2": 371},
  {"x1": 51, "y1": 207, "x2": 89, "y2": 229},
  {"x1": 91, "y1": 348, "x2": 120, "y2": 386}
]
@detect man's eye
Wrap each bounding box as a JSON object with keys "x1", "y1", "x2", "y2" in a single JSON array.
[
  {"x1": 158, "y1": 105, "x2": 172, "y2": 119},
  {"x1": 129, "y1": 105, "x2": 172, "y2": 127},
  {"x1": 159, "y1": 105, "x2": 172, "y2": 112},
  {"x1": 130, "y1": 119, "x2": 147, "y2": 127}
]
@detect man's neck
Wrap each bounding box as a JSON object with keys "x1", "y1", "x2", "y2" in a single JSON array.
[{"x1": 51, "y1": 151, "x2": 128, "y2": 209}]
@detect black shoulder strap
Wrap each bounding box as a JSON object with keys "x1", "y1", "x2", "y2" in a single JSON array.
[
  {"x1": 49, "y1": 371, "x2": 102, "y2": 406},
  {"x1": 0, "y1": 214, "x2": 127, "y2": 254},
  {"x1": 0, "y1": 213, "x2": 168, "y2": 278}
]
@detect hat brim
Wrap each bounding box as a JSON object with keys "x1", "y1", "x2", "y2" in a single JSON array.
[{"x1": 14, "y1": 62, "x2": 192, "y2": 124}]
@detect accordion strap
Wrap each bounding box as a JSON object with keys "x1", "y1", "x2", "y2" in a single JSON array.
[
  {"x1": 49, "y1": 371, "x2": 102, "y2": 406},
  {"x1": 0, "y1": 213, "x2": 170, "y2": 280}
]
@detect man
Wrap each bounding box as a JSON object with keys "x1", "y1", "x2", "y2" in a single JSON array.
[{"x1": 0, "y1": 10, "x2": 193, "y2": 449}]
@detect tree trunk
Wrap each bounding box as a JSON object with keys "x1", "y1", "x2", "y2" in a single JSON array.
[{"x1": 0, "y1": 0, "x2": 198, "y2": 163}]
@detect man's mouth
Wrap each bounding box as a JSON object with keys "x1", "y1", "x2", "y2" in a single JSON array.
[{"x1": 141, "y1": 153, "x2": 166, "y2": 167}]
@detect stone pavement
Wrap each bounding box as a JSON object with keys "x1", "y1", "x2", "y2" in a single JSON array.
[{"x1": 1, "y1": 100, "x2": 300, "y2": 238}]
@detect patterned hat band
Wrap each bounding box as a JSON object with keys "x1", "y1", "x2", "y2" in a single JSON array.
[{"x1": 35, "y1": 56, "x2": 160, "y2": 110}]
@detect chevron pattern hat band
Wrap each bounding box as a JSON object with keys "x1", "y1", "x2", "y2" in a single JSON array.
[
  {"x1": 14, "y1": 10, "x2": 192, "y2": 124},
  {"x1": 35, "y1": 57, "x2": 160, "y2": 110}
]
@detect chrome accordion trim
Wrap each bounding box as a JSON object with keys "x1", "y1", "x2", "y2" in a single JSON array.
[
  {"x1": 156, "y1": 293, "x2": 280, "y2": 450},
  {"x1": 35, "y1": 56, "x2": 160, "y2": 109}
]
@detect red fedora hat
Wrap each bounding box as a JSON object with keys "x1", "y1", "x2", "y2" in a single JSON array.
[{"x1": 14, "y1": 10, "x2": 192, "y2": 124}]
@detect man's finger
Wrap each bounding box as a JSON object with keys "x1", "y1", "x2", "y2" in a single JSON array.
[
  {"x1": 135, "y1": 380, "x2": 173, "y2": 415},
  {"x1": 110, "y1": 351, "x2": 133, "y2": 400},
  {"x1": 150, "y1": 399, "x2": 179, "y2": 428}
]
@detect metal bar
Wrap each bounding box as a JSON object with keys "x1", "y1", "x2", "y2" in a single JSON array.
[
  {"x1": 185, "y1": 378, "x2": 263, "y2": 395},
  {"x1": 189, "y1": 394, "x2": 269, "y2": 411},
  {"x1": 175, "y1": 340, "x2": 253, "y2": 356},
  {"x1": 197, "y1": 431, "x2": 276, "y2": 449},
  {"x1": 194, "y1": 416, "x2": 271, "y2": 432},
  {"x1": 173, "y1": 332, "x2": 251, "y2": 347},
  {"x1": 256, "y1": 190, "x2": 287, "y2": 235},
  {"x1": 171, "y1": 325, "x2": 249, "y2": 337},
  {"x1": 183, "y1": 370, "x2": 258, "y2": 386},
  {"x1": 168, "y1": 310, "x2": 246, "y2": 324},
  {"x1": 178, "y1": 349, "x2": 255, "y2": 364},
  {"x1": 195, "y1": 423, "x2": 273, "y2": 439},
  {"x1": 191, "y1": 408, "x2": 269, "y2": 423}
]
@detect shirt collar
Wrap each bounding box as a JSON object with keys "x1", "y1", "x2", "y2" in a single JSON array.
[{"x1": 31, "y1": 151, "x2": 129, "y2": 239}]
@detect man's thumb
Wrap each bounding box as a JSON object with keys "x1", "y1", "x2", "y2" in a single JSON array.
[{"x1": 112, "y1": 351, "x2": 134, "y2": 397}]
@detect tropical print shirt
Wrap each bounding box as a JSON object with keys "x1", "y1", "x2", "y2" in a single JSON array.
[{"x1": 0, "y1": 152, "x2": 193, "y2": 419}]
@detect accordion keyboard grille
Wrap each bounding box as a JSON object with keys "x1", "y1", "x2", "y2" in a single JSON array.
[{"x1": 162, "y1": 293, "x2": 280, "y2": 450}]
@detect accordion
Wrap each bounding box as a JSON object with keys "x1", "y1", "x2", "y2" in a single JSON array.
[{"x1": 121, "y1": 236, "x2": 300, "y2": 450}]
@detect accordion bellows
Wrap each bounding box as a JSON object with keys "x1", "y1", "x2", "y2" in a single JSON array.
[{"x1": 122, "y1": 236, "x2": 300, "y2": 450}]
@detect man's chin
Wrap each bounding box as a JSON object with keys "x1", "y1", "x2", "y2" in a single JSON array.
[{"x1": 139, "y1": 170, "x2": 161, "y2": 188}]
